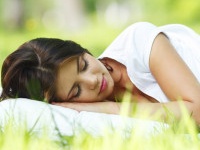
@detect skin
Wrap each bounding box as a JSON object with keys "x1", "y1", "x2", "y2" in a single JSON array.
[
  {"x1": 56, "y1": 53, "x2": 155, "y2": 103},
  {"x1": 54, "y1": 33, "x2": 200, "y2": 124},
  {"x1": 56, "y1": 53, "x2": 114, "y2": 102}
]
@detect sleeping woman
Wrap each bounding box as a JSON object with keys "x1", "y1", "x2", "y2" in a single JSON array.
[{"x1": 1, "y1": 22, "x2": 200, "y2": 124}]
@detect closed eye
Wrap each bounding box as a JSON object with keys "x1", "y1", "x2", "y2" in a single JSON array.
[
  {"x1": 82, "y1": 59, "x2": 88, "y2": 71},
  {"x1": 69, "y1": 54, "x2": 88, "y2": 101},
  {"x1": 67, "y1": 83, "x2": 82, "y2": 101},
  {"x1": 80, "y1": 54, "x2": 89, "y2": 72},
  {"x1": 72, "y1": 84, "x2": 81, "y2": 99}
]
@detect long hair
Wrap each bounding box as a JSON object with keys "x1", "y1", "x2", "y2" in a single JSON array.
[{"x1": 0, "y1": 38, "x2": 91, "y2": 102}]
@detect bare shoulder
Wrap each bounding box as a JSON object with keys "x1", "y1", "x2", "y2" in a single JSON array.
[{"x1": 149, "y1": 33, "x2": 200, "y2": 103}]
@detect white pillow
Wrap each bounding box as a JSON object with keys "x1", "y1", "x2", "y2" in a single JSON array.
[{"x1": 0, "y1": 98, "x2": 168, "y2": 139}]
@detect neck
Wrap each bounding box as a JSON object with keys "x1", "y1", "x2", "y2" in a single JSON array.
[
  {"x1": 100, "y1": 57, "x2": 133, "y2": 101},
  {"x1": 110, "y1": 64, "x2": 133, "y2": 101}
]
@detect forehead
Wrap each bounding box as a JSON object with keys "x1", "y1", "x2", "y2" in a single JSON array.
[{"x1": 56, "y1": 56, "x2": 78, "y2": 101}]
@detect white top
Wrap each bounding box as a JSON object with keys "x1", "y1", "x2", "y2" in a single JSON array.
[{"x1": 99, "y1": 22, "x2": 200, "y2": 103}]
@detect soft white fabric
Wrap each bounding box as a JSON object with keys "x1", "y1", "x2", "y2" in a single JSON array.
[
  {"x1": 99, "y1": 22, "x2": 200, "y2": 103},
  {"x1": 0, "y1": 98, "x2": 168, "y2": 139}
]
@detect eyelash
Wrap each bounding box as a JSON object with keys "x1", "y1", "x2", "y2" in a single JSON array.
[
  {"x1": 74, "y1": 84, "x2": 81, "y2": 98},
  {"x1": 82, "y1": 58, "x2": 89, "y2": 71},
  {"x1": 73, "y1": 56, "x2": 89, "y2": 99}
]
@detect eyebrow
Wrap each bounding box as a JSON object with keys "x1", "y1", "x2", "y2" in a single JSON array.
[{"x1": 66, "y1": 56, "x2": 80, "y2": 100}]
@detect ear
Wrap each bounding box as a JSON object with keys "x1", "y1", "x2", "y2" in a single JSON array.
[{"x1": 99, "y1": 58, "x2": 113, "y2": 72}]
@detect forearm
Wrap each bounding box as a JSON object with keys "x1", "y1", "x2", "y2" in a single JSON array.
[
  {"x1": 52, "y1": 101, "x2": 119, "y2": 114},
  {"x1": 118, "y1": 100, "x2": 195, "y2": 123},
  {"x1": 53, "y1": 100, "x2": 198, "y2": 124}
]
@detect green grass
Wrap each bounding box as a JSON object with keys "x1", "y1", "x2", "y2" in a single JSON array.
[
  {"x1": 0, "y1": 21, "x2": 123, "y2": 59},
  {"x1": 1, "y1": 105, "x2": 200, "y2": 150}
]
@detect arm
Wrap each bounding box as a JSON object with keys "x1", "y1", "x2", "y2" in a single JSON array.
[
  {"x1": 148, "y1": 33, "x2": 200, "y2": 123},
  {"x1": 53, "y1": 33, "x2": 200, "y2": 124}
]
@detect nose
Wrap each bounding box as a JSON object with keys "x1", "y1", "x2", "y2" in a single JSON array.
[{"x1": 81, "y1": 74, "x2": 98, "y2": 90}]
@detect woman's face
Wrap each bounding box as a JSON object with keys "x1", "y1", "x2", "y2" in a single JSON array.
[{"x1": 56, "y1": 53, "x2": 114, "y2": 102}]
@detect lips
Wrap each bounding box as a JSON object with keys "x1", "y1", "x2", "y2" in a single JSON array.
[{"x1": 99, "y1": 76, "x2": 107, "y2": 94}]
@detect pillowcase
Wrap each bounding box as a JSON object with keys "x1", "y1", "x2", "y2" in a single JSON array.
[{"x1": 0, "y1": 98, "x2": 168, "y2": 139}]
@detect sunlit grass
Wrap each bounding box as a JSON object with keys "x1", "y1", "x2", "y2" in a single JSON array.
[
  {"x1": 0, "y1": 121, "x2": 61, "y2": 150},
  {"x1": 1, "y1": 103, "x2": 200, "y2": 150},
  {"x1": 64, "y1": 99, "x2": 200, "y2": 150},
  {"x1": 0, "y1": 90, "x2": 199, "y2": 150}
]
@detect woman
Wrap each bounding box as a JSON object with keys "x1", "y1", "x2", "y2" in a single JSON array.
[{"x1": 1, "y1": 22, "x2": 200, "y2": 124}]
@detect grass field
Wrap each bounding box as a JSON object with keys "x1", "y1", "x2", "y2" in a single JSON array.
[{"x1": 1, "y1": 105, "x2": 200, "y2": 150}]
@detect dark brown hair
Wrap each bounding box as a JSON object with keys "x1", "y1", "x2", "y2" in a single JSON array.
[{"x1": 0, "y1": 38, "x2": 91, "y2": 102}]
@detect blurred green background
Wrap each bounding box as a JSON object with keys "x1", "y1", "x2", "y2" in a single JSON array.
[{"x1": 1, "y1": 0, "x2": 200, "y2": 77}]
